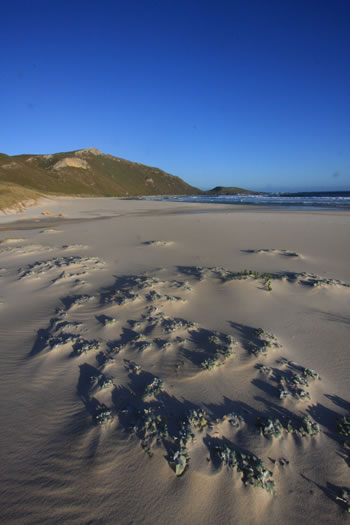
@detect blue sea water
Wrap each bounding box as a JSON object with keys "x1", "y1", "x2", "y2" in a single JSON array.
[{"x1": 143, "y1": 192, "x2": 350, "y2": 211}]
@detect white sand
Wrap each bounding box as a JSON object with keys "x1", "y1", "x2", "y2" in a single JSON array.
[{"x1": 1, "y1": 198, "x2": 350, "y2": 524}]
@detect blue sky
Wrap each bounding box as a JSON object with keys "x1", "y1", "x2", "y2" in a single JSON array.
[{"x1": 1, "y1": 0, "x2": 349, "y2": 191}]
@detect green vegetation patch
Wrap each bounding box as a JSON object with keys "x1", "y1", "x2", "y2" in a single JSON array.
[{"x1": 0, "y1": 182, "x2": 40, "y2": 211}]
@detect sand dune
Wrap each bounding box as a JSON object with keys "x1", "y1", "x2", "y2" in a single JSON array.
[
  {"x1": 242, "y1": 248, "x2": 301, "y2": 258},
  {"x1": 0, "y1": 198, "x2": 350, "y2": 524},
  {"x1": 142, "y1": 240, "x2": 175, "y2": 247}
]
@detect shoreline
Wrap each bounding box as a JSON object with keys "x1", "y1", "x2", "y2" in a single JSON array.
[
  {"x1": 1, "y1": 196, "x2": 350, "y2": 229},
  {"x1": 2, "y1": 193, "x2": 350, "y2": 222}
]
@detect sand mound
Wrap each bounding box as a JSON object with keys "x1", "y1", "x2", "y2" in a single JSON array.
[
  {"x1": 40, "y1": 229, "x2": 60, "y2": 233},
  {"x1": 0, "y1": 243, "x2": 88, "y2": 257},
  {"x1": 142, "y1": 240, "x2": 174, "y2": 247},
  {"x1": 0, "y1": 237, "x2": 26, "y2": 244},
  {"x1": 18, "y1": 255, "x2": 105, "y2": 283},
  {"x1": 0, "y1": 243, "x2": 53, "y2": 256},
  {"x1": 242, "y1": 248, "x2": 301, "y2": 258}
]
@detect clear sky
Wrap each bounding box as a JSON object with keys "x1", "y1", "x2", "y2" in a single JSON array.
[{"x1": 1, "y1": 0, "x2": 349, "y2": 191}]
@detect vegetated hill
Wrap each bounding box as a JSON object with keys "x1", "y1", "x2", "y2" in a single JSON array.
[
  {"x1": 0, "y1": 148, "x2": 199, "y2": 198},
  {"x1": 0, "y1": 181, "x2": 41, "y2": 211},
  {"x1": 205, "y1": 186, "x2": 261, "y2": 195}
]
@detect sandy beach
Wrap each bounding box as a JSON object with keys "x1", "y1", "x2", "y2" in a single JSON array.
[{"x1": 1, "y1": 197, "x2": 350, "y2": 524}]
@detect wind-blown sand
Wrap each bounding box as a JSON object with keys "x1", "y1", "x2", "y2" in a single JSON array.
[{"x1": 1, "y1": 198, "x2": 350, "y2": 524}]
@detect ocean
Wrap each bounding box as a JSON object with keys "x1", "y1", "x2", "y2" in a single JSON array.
[{"x1": 143, "y1": 191, "x2": 350, "y2": 210}]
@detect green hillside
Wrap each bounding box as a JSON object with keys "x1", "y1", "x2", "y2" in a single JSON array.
[
  {"x1": 0, "y1": 182, "x2": 41, "y2": 211},
  {"x1": 0, "y1": 148, "x2": 199, "y2": 200}
]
